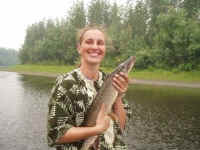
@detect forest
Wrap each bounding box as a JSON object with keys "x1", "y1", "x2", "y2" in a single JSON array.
[
  {"x1": 19, "y1": 0, "x2": 200, "y2": 71},
  {"x1": 0, "y1": 47, "x2": 19, "y2": 66}
]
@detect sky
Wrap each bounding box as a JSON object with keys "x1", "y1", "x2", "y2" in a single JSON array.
[
  {"x1": 0, "y1": 0, "x2": 125, "y2": 51},
  {"x1": 0, "y1": 0, "x2": 76, "y2": 50}
]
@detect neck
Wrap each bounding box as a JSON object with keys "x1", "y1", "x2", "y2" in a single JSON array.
[{"x1": 80, "y1": 63, "x2": 99, "y2": 81}]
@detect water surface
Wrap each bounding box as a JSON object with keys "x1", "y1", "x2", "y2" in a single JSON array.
[
  {"x1": 125, "y1": 85, "x2": 200, "y2": 150},
  {"x1": 0, "y1": 71, "x2": 200, "y2": 150}
]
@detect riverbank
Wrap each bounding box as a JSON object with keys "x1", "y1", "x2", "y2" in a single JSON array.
[{"x1": 1, "y1": 64, "x2": 200, "y2": 88}]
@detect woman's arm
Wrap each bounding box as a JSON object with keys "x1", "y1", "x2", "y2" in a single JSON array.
[
  {"x1": 113, "y1": 96, "x2": 126, "y2": 130},
  {"x1": 56, "y1": 104, "x2": 110, "y2": 144},
  {"x1": 112, "y1": 72, "x2": 129, "y2": 130},
  {"x1": 56, "y1": 126, "x2": 101, "y2": 143}
]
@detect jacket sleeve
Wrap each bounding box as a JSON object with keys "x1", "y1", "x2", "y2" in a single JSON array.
[{"x1": 47, "y1": 75, "x2": 76, "y2": 147}]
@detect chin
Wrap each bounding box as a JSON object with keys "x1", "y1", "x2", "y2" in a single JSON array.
[{"x1": 87, "y1": 57, "x2": 104, "y2": 65}]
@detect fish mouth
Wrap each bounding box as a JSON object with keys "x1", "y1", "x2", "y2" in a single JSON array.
[{"x1": 126, "y1": 56, "x2": 136, "y2": 73}]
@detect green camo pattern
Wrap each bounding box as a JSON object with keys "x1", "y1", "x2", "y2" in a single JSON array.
[{"x1": 47, "y1": 68, "x2": 132, "y2": 150}]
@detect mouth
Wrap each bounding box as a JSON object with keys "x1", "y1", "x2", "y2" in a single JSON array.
[{"x1": 87, "y1": 50, "x2": 103, "y2": 57}]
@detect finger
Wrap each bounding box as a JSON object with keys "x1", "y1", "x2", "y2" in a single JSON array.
[
  {"x1": 113, "y1": 73, "x2": 129, "y2": 88},
  {"x1": 112, "y1": 81, "x2": 126, "y2": 93},
  {"x1": 112, "y1": 76, "x2": 127, "y2": 92},
  {"x1": 115, "y1": 74, "x2": 127, "y2": 85},
  {"x1": 119, "y1": 72, "x2": 129, "y2": 83},
  {"x1": 112, "y1": 76, "x2": 125, "y2": 89}
]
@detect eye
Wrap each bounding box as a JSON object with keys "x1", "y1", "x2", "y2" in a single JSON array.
[
  {"x1": 98, "y1": 40, "x2": 105, "y2": 45},
  {"x1": 85, "y1": 39, "x2": 93, "y2": 44}
]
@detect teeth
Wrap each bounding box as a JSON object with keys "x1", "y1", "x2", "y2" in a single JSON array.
[
  {"x1": 90, "y1": 53, "x2": 98, "y2": 56},
  {"x1": 88, "y1": 51, "x2": 100, "y2": 56}
]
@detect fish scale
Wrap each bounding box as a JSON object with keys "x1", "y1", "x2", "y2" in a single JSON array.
[{"x1": 81, "y1": 56, "x2": 136, "y2": 150}]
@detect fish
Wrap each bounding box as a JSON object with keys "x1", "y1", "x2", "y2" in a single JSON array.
[{"x1": 81, "y1": 56, "x2": 136, "y2": 150}]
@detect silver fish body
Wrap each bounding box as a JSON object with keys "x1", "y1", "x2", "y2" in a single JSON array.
[{"x1": 81, "y1": 56, "x2": 136, "y2": 150}]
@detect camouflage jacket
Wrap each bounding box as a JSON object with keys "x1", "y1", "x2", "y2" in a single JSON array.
[{"x1": 47, "y1": 68, "x2": 131, "y2": 150}]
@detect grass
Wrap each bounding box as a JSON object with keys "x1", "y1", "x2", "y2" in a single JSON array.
[
  {"x1": 5, "y1": 64, "x2": 75, "y2": 74},
  {"x1": 130, "y1": 69, "x2": 200, "y2": 83},
  {"x1": 1, "y1": 64, "x2": 200, "y2": 83}
]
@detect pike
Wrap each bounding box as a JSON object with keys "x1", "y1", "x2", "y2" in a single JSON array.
[{"x1": 81, "y1": 56, "x2": 136, "y2": 150}]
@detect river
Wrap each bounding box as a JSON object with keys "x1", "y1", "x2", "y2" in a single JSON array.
[{"x1": 0, "y1": 71, "x2": 200, "y2": 150}]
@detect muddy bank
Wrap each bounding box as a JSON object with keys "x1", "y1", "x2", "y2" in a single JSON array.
[
  {"x1": 131, "y1": 79, "x2": 200, "y2": 88},
  {"x1": 2, "y1": 70, "x2": 200, "y2": 88}
]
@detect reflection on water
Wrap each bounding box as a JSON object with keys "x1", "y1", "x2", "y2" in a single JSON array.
[
  {"x1": 0, "y1": 72, "x2": 54, "y2": 150},
  {"x1": 0, "y1": 71, "x2": 200, "y2": 150}
]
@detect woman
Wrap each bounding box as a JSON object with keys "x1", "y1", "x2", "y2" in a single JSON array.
[{"x1": 47, "y1": 26, "x2": 131, "y2": 150}]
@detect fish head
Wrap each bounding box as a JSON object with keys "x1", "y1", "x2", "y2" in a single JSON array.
[{"x1": 118, "y1": 56, "x2": 136, "y2": 74}]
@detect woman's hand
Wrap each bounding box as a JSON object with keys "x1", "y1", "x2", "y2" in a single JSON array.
[
  {"x1": 112, "y1": 72, "x2": 129, "y2": 98},
  {"x1": 95, "y1": 104, "x2": 110, "y2": 134},
  {"x1": 111, "y1": 72, "x2": 129, "y2": 130}
]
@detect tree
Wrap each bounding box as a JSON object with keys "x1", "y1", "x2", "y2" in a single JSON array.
[
  {"x1": 18, "y1": 0, "x2": 200, "y2": 70},
  {"x1": 0, "y1": 47, "x2": 19, "y2": 65},
  {"x1": 181, "y1": 0, "x2": 200, "y2": 18},
  {"x1": 153, "y1": 8, "x2": 200, "y2": 70},
  {"x1": 67, "y1": 0, "x2": 86, "y2": 28},
  {"x1": 87, "y1": 0, "x2": 111, "y2": 25}
]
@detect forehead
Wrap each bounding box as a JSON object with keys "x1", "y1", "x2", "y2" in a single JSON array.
[{"x1": 83, "y1": 29, "x2": 105, "y2": 41}]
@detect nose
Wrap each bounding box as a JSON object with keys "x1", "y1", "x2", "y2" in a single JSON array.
[{"x1": 91, "y1": 42, "x2": 98, "y2": 49}]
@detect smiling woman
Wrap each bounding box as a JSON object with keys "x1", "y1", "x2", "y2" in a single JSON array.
[
  {"x1": 47, "y1": 25, "x2": 131, "y2": 150},
  {"x1": 77, "y1": 26, "x2": 107, "y2": 79}
]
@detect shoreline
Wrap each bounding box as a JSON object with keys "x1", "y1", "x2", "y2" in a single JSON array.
[{"x1": 1, "y1": 70, "x2": 200, "y2": 88}]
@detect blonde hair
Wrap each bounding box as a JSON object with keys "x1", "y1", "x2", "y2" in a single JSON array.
[{"x1": 77, "y1": 25, "x2": 108, "y2": 45}]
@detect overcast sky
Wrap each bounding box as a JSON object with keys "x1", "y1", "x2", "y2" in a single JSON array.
[
  {"x1": 0, "y1": 0, "x2": 75, "y2": 50},
  {"x1": 0, "y1": 0, "x2": 125, "y2": 50}
]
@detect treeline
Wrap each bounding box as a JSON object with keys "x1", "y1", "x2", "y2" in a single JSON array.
[
  {"x1": 0, "y1": 47, "x2": 19, "y2": 66},
  {"x1": 19, "y1": 0, "x2": 200, "y2": 71}
]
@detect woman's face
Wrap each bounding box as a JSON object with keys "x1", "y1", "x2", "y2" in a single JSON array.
[{"x1": 78, "y1": 29, "x2": 106, "y2": 65}]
